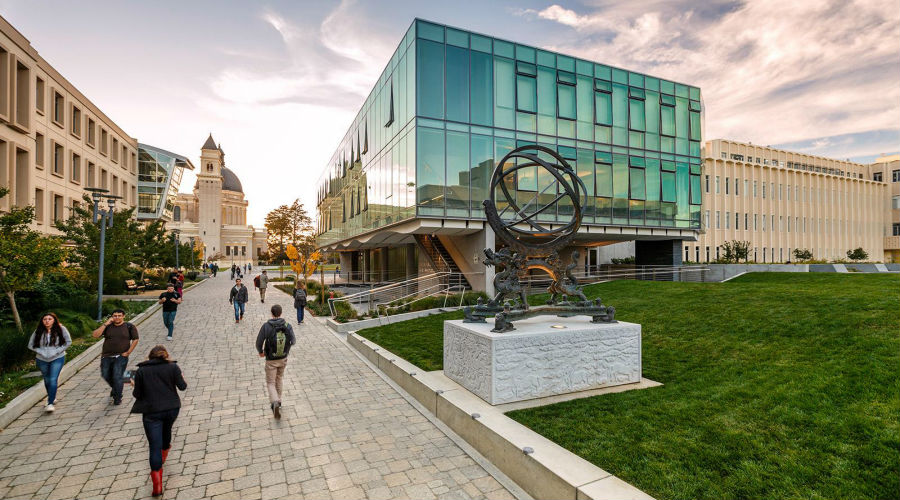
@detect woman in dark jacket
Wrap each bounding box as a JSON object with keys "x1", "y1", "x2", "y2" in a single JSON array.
[{"x1": 132, "y1": 345, "x2": 187, "y2": 497}]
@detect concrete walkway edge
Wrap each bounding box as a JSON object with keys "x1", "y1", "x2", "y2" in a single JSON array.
[{"x1": 0, "y1": 278, "x2": 209, "y2": 430}]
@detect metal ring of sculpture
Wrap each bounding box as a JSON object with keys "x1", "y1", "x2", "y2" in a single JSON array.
[{"x1": 484, "y1": 145, "x2": 586, "y2": 254}]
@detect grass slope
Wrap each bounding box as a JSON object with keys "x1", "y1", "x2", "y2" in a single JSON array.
[{"x1": 359, "y1": 273, "x2": 900, "y2": 499}]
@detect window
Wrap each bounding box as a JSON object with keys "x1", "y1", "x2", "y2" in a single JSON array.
[
  {"x1": 715, "y1": 176, "x2": 720, "y2": 193},
  {"x1": 35, "y1": 133, "x2": 44, "y2": 167},
  {"x1": 762, "y1": 183, "x2": 766, "y2": 198},
  {"x1": 594, "y1": 79, "x2": 612, "y2": 125},
  {"x1": 34, "y1": 188, "x2": 44, "y2": 223},
  {"x1": 70, "y1": 105, "x2": 82, "y2": 137},
  {"x1": 0, "y1": 46, "x2": 7, "y2": 120},
  {"x1": 87, "y1": 162, "x2": 95, "y2": 187},
  {"x1": 52, "y1": 142, "x2": 64, "y2": 176},
  {"x1": 874, "y1": 172, "x2": 882, "y2": 182},
  {"x1": 100, "y1": 128, "x2": 108, "y2": 155},
  {"x1": 13, "y1": 61, "x2": 30, "y2": 129},
  {"x1": 704, "y1": 210, "x2": 710, "y2": 228},
  {"x1": 705, "y1": 175, "x2": 709, "y2": 193},
  {"x1": 557, "y1": 70, "x2": 576, "y2": 120},
  {"x1": 715, "y1": 211, "x2": 720, "y2": 229},
  {"x1": 384, "y1": 80, "x2": 394, "y2": 126},
  {"x1": 660, "y1": 94, "x2": 675, "y2": 136},
  {"x1": 892, "y1": 169, "x2": 900, "y2": 182},
  {"x1": 893, "y1": 223, "x2": 900, "y2": 236},
  {"x1": 744, "y1": 213, "x2": 748, "y2": 230},
  {"x1": 35, "y1": 77, "x2": 45, "y2": 113},
  {"x1": 726, "y1": 211, "x2": 730, "y2": 229},
  {"x1": 173, "y1": 206, "x2": 181, "y2": 221},
  {"x1": 86, "y1": 118, "x2": 96, "y2": 146},
  {"x1": 753, "y1": 180, "x2": 758, "y2": 197},
  {"x1": 736, "y1": 212, "x2": 739, "y2": 230},
  {"x1": 70, "y1": 153, "x2": 80, "y2": 183},
  {"x1": 206, "y1": 162, "x2": 213, "y2": 172},
  {"x1": 52, "y1": 90, "x2": 64, "y2": 125},
  {"x1": 515, "y1": 62, "x2": 536, "y2": 113},
  {"x1": 628, "y1": 87, "x2": 645, "y2": 131},
  {"x1": 892, "y1": 196, "x2": 900, "y2": 210},
  {"x1": 53, "y1": 194, "x2": 64, "y2": 223},
  {"x1": 112, "y1": 138, "x2": 119, "y2": 163},
  {"x1": 725, "y1": 177, "x2": 729, "y2": 194}
]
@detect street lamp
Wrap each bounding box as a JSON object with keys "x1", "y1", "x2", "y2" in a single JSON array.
[
  {"x1": 172, "y1": 229, "x2": 181, "y2": 270},
  {"x1": 188, "y1": 236, "x2": 195, "y2": 269},
  {"x1": 85, "y1": 188, "x2": 121, "y2": 321}
]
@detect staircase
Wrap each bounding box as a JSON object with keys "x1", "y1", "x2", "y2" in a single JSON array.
[{"x1": 415, "y1": 235, "x2": 471, "y2": 291}]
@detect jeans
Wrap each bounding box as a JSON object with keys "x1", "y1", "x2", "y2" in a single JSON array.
[
  {"x1": 259, "y1": 288, "x2": 266, "y2": 302},
  {"x1": 100, "y1": 355, "x2": 129, "y2": 402},
  {"x1": 162, "y1": 311, "x2": 177, "y2": 337},
  {"x1": 36, "y1": 356, "x2": 65, "y2": 405},
  {"x1": 233, "y1": 301, "x2": 245, "y2": 321},
  {"x1": 142, "y1": 408, "x2": 180, "y2": 471},
  {"x1": 296, "y1": 306, "x2": 305, "y2": 323},
  {"x1": 264, "y1": 358, "x2": 287, "y2": 404}
]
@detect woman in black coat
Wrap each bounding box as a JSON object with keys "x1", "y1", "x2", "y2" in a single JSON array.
[{"x1": 132, "y1": 345, "x2": 187, "y2": 497}]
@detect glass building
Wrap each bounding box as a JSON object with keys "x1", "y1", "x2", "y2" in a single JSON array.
[
  {"x1": 316, "y1": 19, "x2": 703, "y2": 289},
  {"x1": 137, "y1": 144, "x2": 193, "y2": 221}
]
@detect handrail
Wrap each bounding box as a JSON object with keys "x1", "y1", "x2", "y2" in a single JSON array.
[{"x1": 328, "y1": 271, "x2": 478, "y2": 317}]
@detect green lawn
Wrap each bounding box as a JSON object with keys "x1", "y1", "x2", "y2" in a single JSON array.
[{"x1": 358, "y1": 273, "x2": 900, "y2": 499}]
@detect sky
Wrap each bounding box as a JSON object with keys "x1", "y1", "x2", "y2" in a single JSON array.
[{"x1": 1, "y1": 0, "x2": 897, "y2": 226}]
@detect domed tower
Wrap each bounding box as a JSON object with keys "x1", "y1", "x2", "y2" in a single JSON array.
[{"x1": 197, "y1": 133, "x2": 224, "y2": 256}]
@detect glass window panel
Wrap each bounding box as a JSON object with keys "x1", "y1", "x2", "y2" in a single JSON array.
[
  {"x1": 595, "y1": 125, "x2": 611, "y2": 143},
  {"x1": 611, "y1": 68, "x2": 628, "y2": 84},
  {"x1": 515, "y1": 44, "x2": 535, "y2": 63},
  {"x1": 494, "y1": 39, "x2": 514, "y2": 58},
  {"x1": 644, "y1": 76, "x2": 659, "y2": 92},
  {"x1": 594, "y1": 92, "x2": 612, "y2": 125},
  {"x1": 594, "y1": 64, "x2": 611, "y2": 80},
  {"x1": 689, "y1": 111, "x2": 701, "y2": 141},
  {"x1": 661, "y1": 171, "x2": 676, "y2": 202},
  {"x1": 660, "y1": 79, "x2": 675, "y2": 94},
  {"x1": 417, "y1": 40, "x2": 444, "y2": 119},
  {"x1": 596, "y1": 160, "x2": 612, "y2": 197},
  {"x1": 628, "y1": 72, "x2": 644, "y2": 87},
  {"x1": 471, "y1": 34, "x2": 491, "y2": 53},
  {"x1": 612, "y1": 84, "x2": 627, "y2": 131},
  {"x1": 661, "y1": 105, "x2": 675, "y2": 136},
  {"x1": 445, "y1": 46, "x2": 469, "y2": 123},
  {"x1": 612, "y1": 153, "x2": 628, "y2": 199},
  {"x1": 689, "y1": 87, "x2": 700, "y2": 100},
  {"x1": 494, "y1": 57, "x2": 515, "y2": 129},
  {"x1": 576, "y1": 75, "x2": 592, "y2": 123},
  {"x1": 676, "y1": 161, "x2": 690, "y2": 220},
  {"x1": 493, "y1": 137, "x2": 515, "y2": 213},
  {"x1": 516, "y1": 75, "x2": 536, "y2": 113},
  {"x1": 630, "y1": 168, "x2": 645, "y2": 200},
  {"x1": 446, "y1": 131, "x2": 469, "y2": 215},
  {"x1": 417, "y1": 20, "x2": 444, "y2": 42},
  {"x1": 558, "y1": 84, "x2": 576, "y2": 120},
  {"x1": 690, "y1": 174, "x2": 701, "y2": 205},
  {"x1": 675, "y1": 97, "x2": 689, "y2": 139},
  {"x1": 645, "y1": 158, "x2": 660, "y2": 202},
  {"x1": 446, "y1": 28, "x2": 468, "y2": 47},
  {"x1": 416, "y1": 127, "x2": 445, "y2": 211},
  {"x1": 675, "y1": 83, "x2": 689, "y2": 97},
  {"x1": 470, "y1": 51, "x2": 493, "y2": 126},
  {"x1": 557, "y1": 55, "x2": 574, "y2": 72},
  {"x1": 629, "y1": 99, "x2": 645, "y2": 131},
  {"x1": 537, "y1": 50, "x2": 555, "y2": 67},
  {"x1": 470, "y1": 134, "x2": 492, "y2": 212},
  {"x1": 689, "y1": 100, "x2": 701, "y2": 111},
  {"x1": 407, "y1": 41, "x2": 416, "y2": 125},
  {"x1": 645, "y1": 90, "x2": 659, "y2": 135},
  {"x1": 537, "y1": 66, "x2": 556, "y2": 135},
  {"x1": 577, "y1": 148, "x2": 594, "y2": 218},
  {"x1": 576, "y1": 59, "x2": 593, "y2": 75}
]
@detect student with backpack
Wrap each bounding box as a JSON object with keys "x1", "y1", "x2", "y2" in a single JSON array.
[
  {"x1": 293, "y1": 284, "x2": 307, "y2": 324},
  {"x1": 91, "y1": 309, "x2": 139, "y2": 405},
  {"x1": 255, "y1": 304, "x2": 295, "y2": 419}
]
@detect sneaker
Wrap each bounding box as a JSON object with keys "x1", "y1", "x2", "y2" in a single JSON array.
[
  {"x1": 236, "y1": 319, "x2": 240, "y2": 324},
  {"x1": 45, "y1": 404, "x2": 55, "y2": 412},
  {"x1": 166, "y1": 336, "x2": 173, "y2": 341},
  {"x1": 272, "y1": 401, "x2": 281, "y2": 419},
  {"x1": 113, "y1": 399, "x2": 122, "y2": 406}
]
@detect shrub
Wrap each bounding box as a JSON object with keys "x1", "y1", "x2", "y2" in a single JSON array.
[
  {"x1": 793, "y1": 248, "x2": 814, "y2": 261},
  {"x1": 611, "y1": 257, "x2": 635, "y2": 264},
  {"x1": 847, "y1": 248, "x2": 868, "y2": 261}
]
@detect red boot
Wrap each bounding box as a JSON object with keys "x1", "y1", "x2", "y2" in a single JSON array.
[
  {"x1": 161, "y1": 447, "x2": 171, "y2": 464},
  {"x1": 151, "y1": 469, "x2": 163, "y2": 497}
]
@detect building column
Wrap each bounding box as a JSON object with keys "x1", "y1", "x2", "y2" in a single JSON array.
[{"x1": 406, "y1": 243, "x2": 416, "y2": 279}]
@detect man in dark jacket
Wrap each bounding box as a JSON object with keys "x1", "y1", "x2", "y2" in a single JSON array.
[
  {"x1": 255, "y1": 304, "x2": 295, "y2": 419},
  {"x1": 229, "y1": 278, "x2": 249, "y2": 323},
  {"x1": 293, "y1": 285, "x2": 307, "y2": 324}
]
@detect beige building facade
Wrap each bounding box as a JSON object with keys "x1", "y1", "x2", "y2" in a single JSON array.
[
  {"x1": 688, "y1": 139, "x2": 891, "y2": 263},
  {"x1": 0, "y1": 15, "x2": 138, "y2": 234},
  {"x1": 169, "y1": 135, "x2": 266, "y2": 265},
  {"x1": 868, "y1": 154, "x2": 900, "y2": 262}
]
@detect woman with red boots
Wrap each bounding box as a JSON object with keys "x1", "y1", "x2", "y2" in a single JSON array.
[{"x1": 131, "y1": 345, "x2": 187, "y2": 496}]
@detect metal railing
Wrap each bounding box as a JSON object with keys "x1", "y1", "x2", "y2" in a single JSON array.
[
  {"x1": 328, "y1": 271, "x2": 476, "y2": 317},
  {"x1": 520, "y1": 265, "x2": 711, "y2": 293}
]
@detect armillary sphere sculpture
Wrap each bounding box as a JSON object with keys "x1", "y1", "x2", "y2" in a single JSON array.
[{"x1": 464, "y1": 145, "x2": 616, "y2": 332}]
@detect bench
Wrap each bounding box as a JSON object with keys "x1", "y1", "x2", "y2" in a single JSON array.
[
  {"x1": 124, "y1": 279, "x2": 145, "y2": 294},
  {"x1": 143, "y1": 278, "x2": 154, "y2": 289}
]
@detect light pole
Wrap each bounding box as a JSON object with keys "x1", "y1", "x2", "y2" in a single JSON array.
[
  {"x1": 85, "y1": 188, "x2": 121, "y2": 321},
  {"x1": 172, "y1": 229, "x2": 181, "y2": 271},
  {"x1": 188, "y1": 236, "x2": 195, "y2": 269}
]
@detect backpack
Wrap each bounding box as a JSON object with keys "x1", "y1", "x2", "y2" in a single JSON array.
[
  {"x1": 253, "y1": 275, "x2": 260, "y2": 288},
  {"x1": 272, "y1": 324, "x2": 289, "y2": 358}
]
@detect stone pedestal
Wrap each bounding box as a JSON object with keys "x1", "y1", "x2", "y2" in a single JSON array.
[{"x1": 443, "y1": 317, "x2": 641, "y2": 405}]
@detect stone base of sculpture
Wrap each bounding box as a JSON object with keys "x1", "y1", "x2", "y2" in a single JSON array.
[{"x1": 443, "y1": 317, "x2": 642, "y2": 405}]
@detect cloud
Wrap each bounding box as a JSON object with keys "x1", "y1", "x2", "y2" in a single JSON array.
[{"x1": 522, "y1": 0, "x2": 900, "y2": 152}]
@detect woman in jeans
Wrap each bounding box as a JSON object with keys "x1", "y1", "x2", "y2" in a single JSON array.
[
  {"x1": 131, "y1": 345, "x2": 187, "y2": 497},
  {"x1": 27, "y1": 313, "x2": 71, "y2": 412}
]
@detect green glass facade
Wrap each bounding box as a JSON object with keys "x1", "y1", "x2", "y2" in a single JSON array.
[
  {"x1": 317, "y1": 19, "x2": 703, "y2": 248},
  {"x1": 137, "y1": 144, "x2": 191, "y2": 221}
]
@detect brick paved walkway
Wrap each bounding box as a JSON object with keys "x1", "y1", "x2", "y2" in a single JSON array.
[{"x1": 0, "y1": 276, "x2": 513, "y2": 499}]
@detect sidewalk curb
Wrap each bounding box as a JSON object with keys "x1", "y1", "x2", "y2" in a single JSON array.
[{"x1": 0, "y1": 278, "x2": 210, "y2": 431}]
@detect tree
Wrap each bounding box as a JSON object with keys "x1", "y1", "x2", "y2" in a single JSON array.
[
  {"x1": 286, "y1": 244, "x2": 321, "y2": 289},
  {"x1": 793, "y1": 248, "x2": 813, "y2": 262},
  {"x1": 265, "y1": 199, "x2": 315, "y2": 261},
  {"x1": 721, "y1": 240, "x2": 751, "y2": 263},
  {"x1": 0, "y1": 188, "x2": 64, "y2": 332},
  {"x1": 846, "y1": 248, "x2": 868, "y2": 261},
  {"x1": 133, "y1": 220, "x2": 170, "y2": 280},
  {"x1": 54, "y1": 196, "x2": 142, "y2": 294}
]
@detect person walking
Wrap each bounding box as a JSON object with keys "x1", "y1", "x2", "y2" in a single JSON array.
[
  {"x1": 27, "y1": 313, "x2": 71, "y2": 412},
  {"x1": 211, "y1": 263, "x2": 218, "y2": 277},
  {"x1": 91, "y1": 309, "x2": 139, "y2": 405},
  {"x1": 158, "y1": 283, "x2": 182, "y2": 341},
  {"x1": 131, "y1": 345, "x2": 187, "y2": 497},
  {"x1": 293, "y1": 284, "x2": 307, "y2": 324},
  {"x1": 257, "y1": 270, "x2": 269, "y2": 303},
  {"x1": 255, "y1": 304, "x2": 295, "y2": 419},
  {"x1": 229, "y1": 278, "x2": 249, "y2": 323},
  {"x1": 248, "y1": 262, "x2": 252, "y2": 272}
]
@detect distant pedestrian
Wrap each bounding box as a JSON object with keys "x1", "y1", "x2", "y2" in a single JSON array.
[
  {"x1": 27, "y1": 312, "x2": 71, "y2": 412},
  {"x1": 257, "y1": 270, "x2": 269, "y2": 303},
  {"x1": 229, "y1": 278, "x2": 249, "y2": 323},
  {"x1": 211, "y1": 264, "x2": 218, "y2": 277},
  {"x1": 293, "y1": 284, "x2": 307, "y2": 324},
  {"x1": 91, "y1": 309, "x2": 139, "y2": 405},
  {"x1": 158, "y1": 283, "x2": 182, "y2": 341},
  {"x1": 248, "y1": 263, "x2": 252, "y2": 272},
  {"x1": 255, "y1": 304, "x2": 295, "y2": 419},
  {"x1": 131, "y1": 345, "x2": 187, "y2": 497}
]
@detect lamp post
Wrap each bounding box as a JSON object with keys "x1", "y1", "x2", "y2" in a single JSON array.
[
  {"x1": 172, "y1": 229, "x2": 181, "y2": 271},
  {"x1": 188, "y1": 236, "x2": 195, "y2": 269},
  {"x1": 85, "y1": 188, "x2": 121, "y2": 321}
]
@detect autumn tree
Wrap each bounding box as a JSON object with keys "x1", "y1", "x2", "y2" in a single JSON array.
[
  {"x1": 265, "y1": 199, "x2": 315, "y2": 261},
  {"x1": 286, "y1": 244, "x2": 321, "y2": 289},
  {"x1": 0, "y1": 188, "x2": 64, "y2": 332}
]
